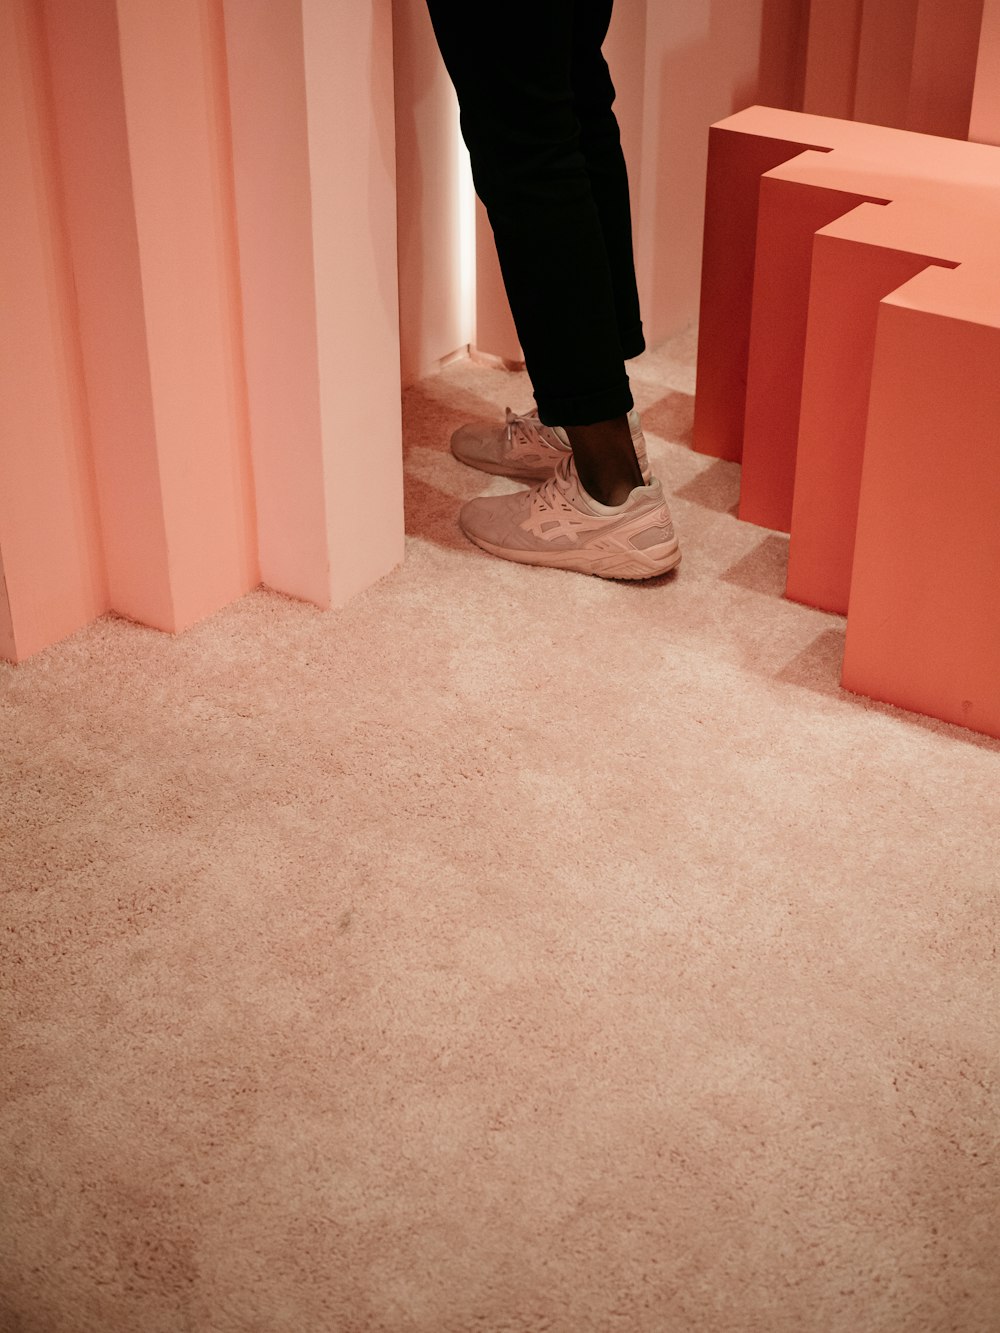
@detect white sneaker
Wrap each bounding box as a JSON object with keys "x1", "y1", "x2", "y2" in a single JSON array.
[{"x1": 459, "y1": 448, "x2": 679, "y2": 580}]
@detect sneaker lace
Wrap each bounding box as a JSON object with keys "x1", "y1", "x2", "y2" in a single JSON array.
[
  {"x1": 532, "y1": 450, "x2": 577, "y2": 513},
  {"x1": 504, "y1": 406, "x2": 543, "y2": 451}
]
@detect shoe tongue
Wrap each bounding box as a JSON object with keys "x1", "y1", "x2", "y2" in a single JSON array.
[{"x1": 551, "y1": 426, "x2": 571, "y2": 448}]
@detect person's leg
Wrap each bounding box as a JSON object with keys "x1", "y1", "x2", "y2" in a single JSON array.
[
  {"x1": 570, "y1": 0, "x2": 645, "y2": 364},
  {"x1": 562, "y1": 0, "x2": 647, "y2": 505},
  {"x1": 424, "y1": 0, "x2": 645, "y2": 505}
]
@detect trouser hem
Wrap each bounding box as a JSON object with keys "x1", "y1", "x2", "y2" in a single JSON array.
[
  {"x1": 621, "y1": 323, "x2": 646, "y2": 360},
  {"x1": 536, "y1": 381, "x2": 635, "y2": 428}
]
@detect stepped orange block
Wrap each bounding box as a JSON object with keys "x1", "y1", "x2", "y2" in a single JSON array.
[{"x1": 694, "y1": 105, "x2": 1000, "y2": 737}]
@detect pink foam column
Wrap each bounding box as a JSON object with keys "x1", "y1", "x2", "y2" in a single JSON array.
[
  {"x1": 224, "y1": 0, "x2": 404, "y2": 609},
  {"x1": 853, "y1": 0, "x2": 921, "y2": 130},
  {"x1": 39, "y1": 0, "x2": 167, "y2": 636},
  {"x1": 391, "y1": 0, "x2": 469, "y2": 385},
  {"x1": 42, "y1": 0, "x2": 258, "y2": 637},
  {"x1": 802, "y1": 0, "x2": 987, "y2": 138},
  {"x1": 691, "y1": 120, "x2": 830, "y2": 463},
  {"x1": 115, "y1": 0, "x2": 257, "y2": 630},
  {"x1": 738, "y1": 168, "x2": 884, "y2": 531},
  {"x1": 908, "y1": 0, "x2": 988, "y2": 138},
  {"x1": 785, "y1": 213, "x2": 950, "y2": 612},
  {"x1": 474, "y1": 200, "x2": 523, "y2": 366},
  {"x1": 843, "y1": 274, "x2": 1000, "y2": 738},
  {"x1": 801, "y1": 0, "x2": 864, "y2": 120},
  {"x1": 0, "y1": 551, "x2": 14, "y2": 664},
  {"x1": 0, "y1": 0, "x2": 107, "y2": 664}
]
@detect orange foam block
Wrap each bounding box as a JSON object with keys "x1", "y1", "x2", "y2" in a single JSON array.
[
  {"x1": 694, "y1": 105, "x2": 1000, "y2": 737},
  {"x1": 842, "y1": 246, "x2": 1000, "y2": 739}
]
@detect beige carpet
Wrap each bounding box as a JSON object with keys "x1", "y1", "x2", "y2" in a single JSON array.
[{"x1": 2, "y1": 326, "x2": 998, "y2": 1333}]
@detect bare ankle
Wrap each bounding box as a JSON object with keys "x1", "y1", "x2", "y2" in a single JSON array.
[{"x1": 564, "y1": 415, "x2": 644, "y2": 506}]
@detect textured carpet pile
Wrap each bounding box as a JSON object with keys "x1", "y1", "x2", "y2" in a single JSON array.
[{"x1": 2, "y1": 326, "x2": 998, "y2": 1332}]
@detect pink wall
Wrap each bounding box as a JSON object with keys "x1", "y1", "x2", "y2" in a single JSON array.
[
  {"x1": 390, "y1": 0, "x2": 470, "y2": 383},
  {"x1": 970, "y1": 0, "x2": 1000, "y2": 144},
  {"x1": 803, "y1": 0, "x2": 987, "y2": 140},
  {"x1": 908, "y1": 0, "x2": 987, "y2": 137},
  {"x1": 0, "y1": 549, "x2": 14, "y2": 664},
  {"x1": 611, "y1": 0, "x2": 807, "y2": 350},
  {"x1": 800, "y1": 0, "x2": 865, "y2": 122},
  {"x1": 390, "y1": 0, "x2": 520, "y2": 373},
  {"x1": 392, "y1": 0, "x2": 808, "y2": 374}
]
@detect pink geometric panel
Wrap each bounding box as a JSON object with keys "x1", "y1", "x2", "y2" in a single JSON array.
[
  {"x1": 694, "y1": 104, "x2": 1000, "y2": 737},
  {"x1": 0, "y1": 0, "x2": 404, "y2": 664}
]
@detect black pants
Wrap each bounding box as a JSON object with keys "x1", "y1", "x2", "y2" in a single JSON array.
[{"x1": 424, "y1": 0, "x2": 644, "y2": 427}]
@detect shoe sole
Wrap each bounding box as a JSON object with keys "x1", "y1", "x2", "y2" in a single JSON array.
[{"x1": 461, "y1": 526, "x2": 682, "y2": 581}]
